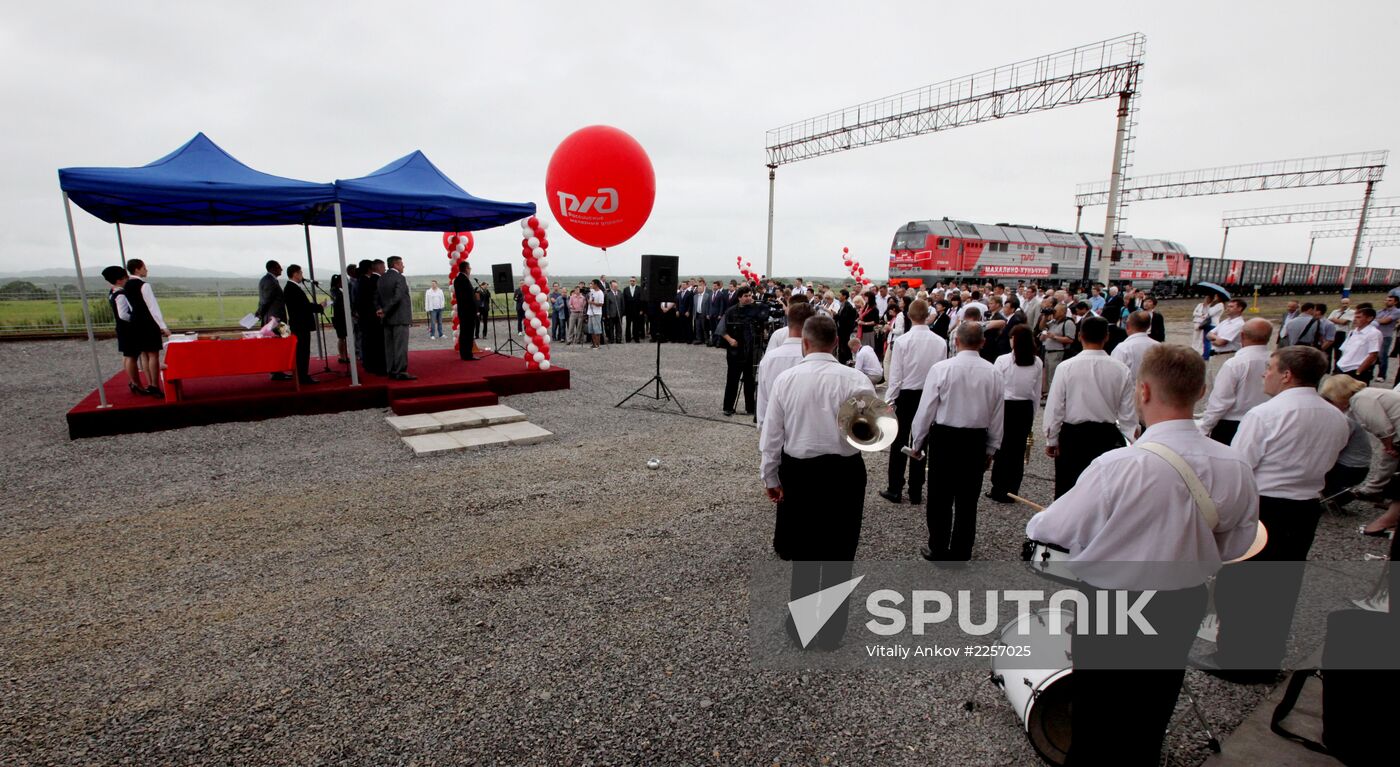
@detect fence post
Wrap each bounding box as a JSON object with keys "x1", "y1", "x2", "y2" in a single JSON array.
[
  {"x1": 55, "y1": 283, "x2": 69, "y2": 332},
  {"x1": 216, "y1": 281, "x2": 225, "y2": 324}
]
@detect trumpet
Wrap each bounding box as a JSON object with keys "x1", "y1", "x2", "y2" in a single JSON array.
[{"x1": 838, "y1": 391, "x2": 899, "y2": 452}]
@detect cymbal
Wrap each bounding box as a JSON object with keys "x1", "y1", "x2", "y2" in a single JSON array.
[{"x1": 1226, "y1": 521, "x2": 1269, "y2": 564}]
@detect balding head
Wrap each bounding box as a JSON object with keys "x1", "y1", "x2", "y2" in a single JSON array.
[
  {"x1": 955, "y1": 321, "x2": 984, "y2": 352},
  {"x1": 1126, "y1": 311, "x2": 1151, "y2": 333},
  {"x1": 1242, "y1": 318, "x2": 1273, "y2": 346}
]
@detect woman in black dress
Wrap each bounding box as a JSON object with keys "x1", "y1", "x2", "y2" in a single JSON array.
[
  {"x1": 122, "y1": 259, "x2": 167, "y2": 396},
  {"x1": 330, "y1": 272, "x2": 349, "y2": 364}
]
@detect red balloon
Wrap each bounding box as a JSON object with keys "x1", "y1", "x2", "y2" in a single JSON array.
[
  {"x1": 842, "y1": 247, "x2": 849, "y2": 254},
  {"x1": 538, "y1": 237, "x2": 549, "y2": 250},
  {"x1": 545, "y1": 125, "x2": 655, "y2": 249}
]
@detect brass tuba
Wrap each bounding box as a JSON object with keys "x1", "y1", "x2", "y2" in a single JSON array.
[{"x1": 838, "y1": 391, "x2": 899, "y2": 452}]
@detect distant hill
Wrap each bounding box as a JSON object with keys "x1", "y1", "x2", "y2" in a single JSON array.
[{"x1": 0, "y1": 265, "x2": 249, "y2": 280}]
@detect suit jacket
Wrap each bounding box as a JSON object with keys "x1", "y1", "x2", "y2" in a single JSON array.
[
  {"x1": 694, "y1": 289, "x2": 714, "y2": 318},
  {"x1": 604, "y1": 289, "x2": 622, "y2": 318},
  {"x1": 284, "y1": 280, "x2": 321, "y2": 333},
  {"x1": 678, "y1": 288, "x2": 695, "y2": 317},
  {"x1": 257, "y1": 273, "x2": 285, "y2": 323},
  {"x1": 836, "y1": 302, "x2": 858, "y2": 337},
  {"x1": 376, "y1": 269, "x2": 412, "y2": 326},
  {"x1": 1148, "y1": 311, "x2": 1167, "y2": 343},
  {"x1": 623, "y1": 285, "x2": 643, "y2": 313},
  {"x1": 454, "y1": 273, "x2": 477, "y2": 315},
  {"x1": 990, "y1": 310, "x2": 1026, "y2": 359},
  {"x1": 710, "y1": 289, "x2": 731, "y2": 318},
  {"x1": 1102, "y1": 295, "x2": 1124, "y2": 323}
]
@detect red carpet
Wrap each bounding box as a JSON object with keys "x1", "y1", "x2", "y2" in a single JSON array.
[{"x1": 66, "y1": 350, "x2": 569, "y2": 439}]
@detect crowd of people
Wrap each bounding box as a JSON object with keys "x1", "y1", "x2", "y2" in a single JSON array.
[{"x1": 743, "y1": 274, "x2": 1399, "y2": 765}]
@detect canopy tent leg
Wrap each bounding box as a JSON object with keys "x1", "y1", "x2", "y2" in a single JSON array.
[
  {"x1": 116, "y1": 223, "x2": 126, "y2": 262},
  {"x1": 64, "y1": 192, "x2": 108, "y2": 408},
  {"x1": 303, "y1": 223, "x2": 326, "y2": 362},
  {"x1": 333, "y1": 203, "x2": 360, "y2": 387}
]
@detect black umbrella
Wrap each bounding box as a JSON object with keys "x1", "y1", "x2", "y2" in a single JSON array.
[{"x1": 1195, "y1": 281, "x2": 1232, "y2": 301}]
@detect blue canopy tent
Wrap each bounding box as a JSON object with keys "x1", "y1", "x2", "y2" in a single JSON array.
[
  {"x1": 57, "y1": 134, "x2": 535, "y2": 407},
  {"x1": 327, "y1": 150, "x2": 536, "y2": 231}
]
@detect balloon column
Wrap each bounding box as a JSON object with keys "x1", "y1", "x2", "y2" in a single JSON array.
[
  {"x1": 736, "y1": 256, "x2": 760, "y2": 285},
  {"x1": 519, "y1": 216, "x2": 553, "y2": 371},
  {"x1": 444, "y1": 231, "x2": 475, "y2": 354},
  {"x1": 841, "y1": 247, "x2": 872, "y2": 289}
]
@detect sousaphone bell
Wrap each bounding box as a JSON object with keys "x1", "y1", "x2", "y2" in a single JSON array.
[{"x1": 838, "y1": 391, "x2": 899, "y2": 452}]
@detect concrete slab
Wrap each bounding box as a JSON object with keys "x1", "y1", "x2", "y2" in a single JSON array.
[
  {"x1": 402, "y1": 432, "x2": 464, "y2": 456},
  {"x1": 385, "y1": 413, "x2": 443, "y2": 436},
  {"x1": 490, "y1": 420, "x2": 554, "y2": 446},
  {"x1": 450, "y1": 427, "x2": 512, "y2": 448},
  {"x1": 431, "y1": 408, "x2": 488, "y2": 429},
  {"x1": 467, "y1": 404, "x2": 527, "y2": 425}
]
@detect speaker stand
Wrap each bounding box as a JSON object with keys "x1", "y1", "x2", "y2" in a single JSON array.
[
  {"x1": 483, "y1": 309, "x2": 527, "y2": 357},
  {"x1": 616, "y1": 337, "x2": 686, "y2": 413}
]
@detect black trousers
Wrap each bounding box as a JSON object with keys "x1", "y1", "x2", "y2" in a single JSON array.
[
  {"x1": 459, "y1": 315, "x2": 477, "y2": 359},
  {"x1": 604, "y1": 315, "x2": 621, "y2": 343},
  {"x1": 1337, "y1": 364, "x2": 1374, "y2": 383},
  {"x1": 1209, "y1": 419, "x2": 1240, "y2": 446},
  {"x1": 885, "y1": 390, "x2": 926, "y2": 496},
  {"x1": 359, "y1": 316, "x2": 385, "y2": 374},
  {"x1": 626, "y1": 311, "x2": 646, "y2": 341},
  {"x1": 1214, "y1": 496, "x2": 1322, "y2": 670},
  {"x1": 1322, "y1": 463, "x2": 1368, "y2": 498},
  {"x1": 477, "y1": 308, "x2": 489, "y2": 337},
  {"x1": 1069, "y1": 584, "x2": 1208, "y2": 766},
  {"x1": 990, "y1": 399, "x2": 1034, "y2": 497},
  {"x1": 926, "y1": 425, "x2": 987, "y2": 561},
  {"x1": 837, "y1": 333, "x2": 853, "y2": 364},
  {"x1": 1054, "y1": 421, "x2": 1125, "y2": 499},
  {"x1": 723, "y1": 354, "x2": 756, "y2": 414},
  {"x1": 293, "y1": 327, "x2": 311, "y2": 380},
  {"x1": 779, "y1": 451, "x2": 865, "y2": 648}
]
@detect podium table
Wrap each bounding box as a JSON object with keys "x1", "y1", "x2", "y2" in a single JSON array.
[{"x1": 162, "y1": 337, "x2": 298, "y2": 402}]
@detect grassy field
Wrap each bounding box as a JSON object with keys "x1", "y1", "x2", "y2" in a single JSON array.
[{"x1": 1154, "y1": 291, "x2": 1388, "y2": 324}]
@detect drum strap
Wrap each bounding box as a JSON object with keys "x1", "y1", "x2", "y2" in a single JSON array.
[{"x1": 1136, "y1": 442, "x2": 1220, "y2": 531}]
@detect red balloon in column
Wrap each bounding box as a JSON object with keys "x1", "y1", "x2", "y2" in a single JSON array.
[{"x1": 545, "y1": 125, "x2": 655, "y2": 249}]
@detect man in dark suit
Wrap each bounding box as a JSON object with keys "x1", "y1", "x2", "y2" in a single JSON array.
[
  {"x1": 283, "y1": 264, "x2": 323, "y2": 383},
  {"x1": 356, "y1": 259, "x2": 386, "y2": 375},
  {"x1": 1102, "y1": 285, "x2": 1125, "y2": 325},
  {"x1": 603, "y1": 279, "x2": 623, "y2": 343},
  {"x1": 1144, "y1": 296, "x2": 1167, "y2": 342},
  {"x1": 476, "y1": 281, "x2": 491, "y2": 338},
  {"x1": 376, "y1": 256, "x2": 415, "y2": 380},
  {"x1": 987, "y1": 295, "x2": 1027, "y2": 360},
  {"x1": 257, "y1": 260, "x2": 292, "y2": 381},
  {"x1": 454, "y1": 263, "x2": 478, "y2": 360},
  {"x1": 692, "y1": 281, "x2": 715, "y2": 345},
  {"x1": 835, "y1": 289, "x2": 858, "y2": 364},
  {"x1": 677, "y1": 281, "x2": 696, "y2": 343},
  {"x1": 705, "y1": 280, "x2": 727, "y2": 346},
  {"x1": 257, "y1": 260, "x2": 286, "y2": 326},
  {"x1": 623, "y1": 277, "x2": 645, "y2": 342}
]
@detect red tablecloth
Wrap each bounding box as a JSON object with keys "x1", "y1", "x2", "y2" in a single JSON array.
[{"x1": 163, "y1": 337, "x2": 297, "y2": 401}]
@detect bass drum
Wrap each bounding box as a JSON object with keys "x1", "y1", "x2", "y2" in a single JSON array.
[{"x1": 990, "y1": 608, "x2": 1076, "y2": 765}]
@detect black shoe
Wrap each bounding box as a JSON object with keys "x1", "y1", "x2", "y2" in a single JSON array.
[
  {"x1": 145, "y1": 385, "x2": 163, "y2": 397},
  {"x1": 394, "y1": 373, "x2": 418, "y2": 381},
  {"x1": 909, "y1": 490, "x2": 922, "y2": 505},
  {"x1": 298, "y1": 376, "x2": 318, "y2": 385},
  {"x1": 129, "y1": 383, "x2": 146, "y2": 396},
  {"x1": 919, "y1": 545, "x2": 937, "y2": 562},
  {"x1": 985, "y1": 492, "x2": 1014, "y2": 504},
  {"x1": 462, "y1": 356, "x2": 478, "y2": 361},
  {"x1": 722, "y1": 410, "x2": 735, "y2": 417},
  {"x1": 878, "y1": 489, "x2": 902, "y2": 504},
  {"x1": 271, "y1": 372, "x2": 293, "y2": 381}
]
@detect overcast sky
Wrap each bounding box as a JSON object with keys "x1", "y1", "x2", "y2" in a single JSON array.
[{"x1": 3, "y1": 0, "x2": 1397, "y2": 281}]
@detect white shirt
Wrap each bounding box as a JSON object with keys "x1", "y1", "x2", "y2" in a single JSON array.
[
  {"x1": 1193, "y1": 302, "x2": 1224, "y2": 350},
  {"x1": 1232, "y1": 386, "x2": 1350, "y2": 500},
  {"x1": 884, "y1": 324, "x2": 949, "y2": 402},
  {"x1": 755, "y1": 337, "x2": 804, "y2": 429},
  {"x1": 909, "y1": 350, "x2": 1005, "y2": 454},
  {"x1": 853, "y1": 345, "x2": 883, "y2": 378},
  {"x1": 587, "y1": 288, "x2": 604, "y2": 316},
  {"x1": 994, "y1": 353, "x2": 1043, "y2": 417},
  {"x1": 766, "y1": 325, "x2": 789, "y2": 352},
  {"x1": 1197, "y1": 345, "x2": 1271, "y2": 434},
  {"x1": 759, "y1": 353, "x2": 875, "y2": 488},
  {"x1": 1210, "y1": 315, "x2": 1245, "y2": 353},
  {"x1": 112, "y1": 290, "x2": 132, "y2": 321},
  {"x1": 792, "y1": 285, "x2": 808, "y2": 295},
  {"x1": 1026, "y1": 420, "x2": 1260, "y2": 589},
  {"x1": 1110, "y1": 331, "x2": 1159, "y2": 381},
  {"x1": 874, "y1": 294, "x2": 889, "y2": 315},
  {"x1": 1336, "y1": 323, "x2": 1381, "y2": 372},
  {"x1": 957, "y1": 300, "x2": 988, "y2": 324},
  {"x1": 424, "y1": 287, "x2": 445, "y2": 311},
  {"x1": 1043, "y1": 350, "x2": 1136, "y2": 446},
  {"x1": 887, "y1": 312, "x2": 906, "y2": 344},
  {"x1": 1328, "y1": 307, "x2": 1355, "y2": 329}
]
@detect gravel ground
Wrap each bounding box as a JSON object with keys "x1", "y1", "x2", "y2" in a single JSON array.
[{"x1": 1, "y1": 315, "x2": 1391, "y2": 766}]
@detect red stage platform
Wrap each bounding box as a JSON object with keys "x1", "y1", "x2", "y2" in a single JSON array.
[{"x1": 66, "y1": 349, "x2": 569, "y2": 439}]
